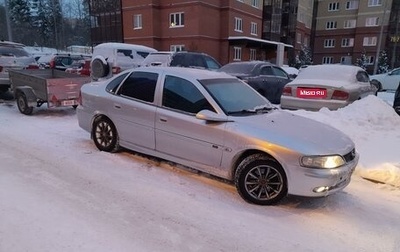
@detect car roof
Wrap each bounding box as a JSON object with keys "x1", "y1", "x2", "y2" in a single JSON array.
[
  {"x1": 222, "y1": 61, "x2": 275, "y2": 67},
  {"x1": 132, "y1": 66, "x2": 234, "y2": 80},
  {"x1": 93, "y1": 42, "x2": 157, "y2": 52},
  {"x1": 0, "y1": 40, "x2": 25, "y2": 48}
]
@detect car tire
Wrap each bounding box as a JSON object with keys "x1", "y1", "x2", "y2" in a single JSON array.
[
  {"x1": 235, "y1": 154, "x2": 287, "y2": 205},
  {"x1": 16, "y1": 91, "x2": 33, "y2": 115},
  {"x1": 370, "y1": 79, "x2": 382, "y2": 92},
  {"x1": 92, "y1": 117, "x2": 120, "y2": 152},
  {"x1": 91, "y1": 58, "x2": 109, "y2": 80}
]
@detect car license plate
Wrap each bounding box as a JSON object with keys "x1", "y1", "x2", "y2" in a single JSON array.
[
  {"x1": 297, "y1": 88, "x2": 327, "y2": 99},
  {"x1": 62, "y1": 100, "x2": 76, "y2": 106}
]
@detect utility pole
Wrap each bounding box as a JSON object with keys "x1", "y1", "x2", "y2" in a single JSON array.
[
  {"x1": 373, "y1": 0, "x2": 389, "y2": 75},
  {"x1": 4, "y1": 0, "x2": 13, "y2": 41}
]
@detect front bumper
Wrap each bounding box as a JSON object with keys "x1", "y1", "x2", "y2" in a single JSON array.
[
  {"x1": 280, "y1": 96, "x2": 349, "y2": 111},
  {"x1": 287, "y1": 152, "x2": 359, "y2": 197}
]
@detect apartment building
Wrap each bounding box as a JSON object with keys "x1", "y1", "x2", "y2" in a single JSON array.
[
  {"x1": 89, "y1": 0, "x2": 293, "y2": 65},
  {"x1": 313, "y1": 0, "x2": 393, "y2": 72}
]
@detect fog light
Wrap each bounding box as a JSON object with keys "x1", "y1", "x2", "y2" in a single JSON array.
[{"x1": 313, "y1": 186, "x2": 329, "y2": 193}]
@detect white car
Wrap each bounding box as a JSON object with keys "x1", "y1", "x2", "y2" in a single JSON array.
[
  {"x1": 369, "y1": 68, "x2": 400, "y2": 91},
  {"x1": 280, "y1": 64, "x2": 377, "y2": 111},
  {"x1": 90, "y1": 42, "x2": 157, "y2": 81}
]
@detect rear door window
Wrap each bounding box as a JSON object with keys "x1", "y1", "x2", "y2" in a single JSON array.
[{"x1": 118, "y1": 72, "x2": 158, "y2": 103}]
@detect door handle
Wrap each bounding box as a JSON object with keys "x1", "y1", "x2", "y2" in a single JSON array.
[
  {"x1": 114, "y1": 104, "x2": 121, "y2": 109},
  {"x1": 159, "y1": 117, "x2": 167, "y2": 122}
]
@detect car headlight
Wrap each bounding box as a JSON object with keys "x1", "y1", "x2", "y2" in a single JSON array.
[{"x1": 301, "y1": 155, "x2": 345, "y2": 169}]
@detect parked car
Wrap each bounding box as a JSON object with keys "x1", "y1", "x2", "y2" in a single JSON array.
[
  {"x1": 218, "y1": 61, "x2": 292, "y2": 104},
  {"x1": 91, "y1": 42, "x2": 157, "y2": 80},
  {"x1": 369, "y1": 68, "x2": 400, "y2": 91},
  {"x1": 37, "y1": 53, "x2": 90, "y2": 71},
  {"x1": 0, "y1": 40, "x2": 38, "y2": 93},
  {"x1": 139, "y1": 51, "x2": 221, "y2": 70},
  {"x1": 281, "y1": 65, "x2": 299, "y2": 79},
  {"x1": 280, "y1": 64, "x2": 377, "y2": 111},
  {"x1": 65, "y1": 58, "x2": 91, "y2": 76},
  {"x1": 394, "y1": 82, "x2": 400, "y2": 115},
  {"x1": 77, "y1": 67, "x2": 358, "y2": 205}
]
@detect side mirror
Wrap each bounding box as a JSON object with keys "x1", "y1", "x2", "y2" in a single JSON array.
[{"x1": 196, "y1": 110, "x2": 231, "y2": 122}]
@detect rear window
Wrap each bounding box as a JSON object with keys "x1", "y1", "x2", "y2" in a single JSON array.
[
  {"x1": 219, "y1": 63, "x2": 255, "y2": 74},
  {"x1": 0, "y1": 46, "x2": 30, "y2": 57}
]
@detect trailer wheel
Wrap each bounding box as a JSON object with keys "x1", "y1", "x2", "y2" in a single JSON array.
[{"x1": 16, "y1": 92, "x2": 33, "y2": 115}]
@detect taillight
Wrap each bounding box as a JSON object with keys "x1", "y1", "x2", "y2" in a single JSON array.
[
  {"x1": 26, "y1": 64, "x2": 39, "y2": 69},
  {"x1": 282, "y1": 86, "x2": 292, "y2": 96},
  {"x1": 112, "y1": 66, "x2": 121, "y2": 74},
  {"x1": 332, "y1": 90, "x2": 349, "y2": 100},
  {"x1": 49, "y1": 59, "x2": 55, "y2": 69},
  {"x1": 78, "y1": 90, "x2": 82, "y2": 106}
]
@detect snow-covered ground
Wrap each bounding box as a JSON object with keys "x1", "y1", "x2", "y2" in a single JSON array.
[{"x1": 0, "y1": 92, "x2": 399, "y2": 252}]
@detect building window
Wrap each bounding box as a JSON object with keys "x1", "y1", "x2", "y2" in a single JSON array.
[
  {"x1": 304, "y1": 36, "x2": 309, "y2": 47},
  {"x1": 170, "y1": 45, "x2": 185, "y2": 52},
  {"x1": 366, "y1": 56, "x2": 375, "y2": 65},
  {"x1": 363, "y1": 36, "x2": 377, "y2": 46},
  {"x1": 346, "y1": 1, "x2": 359, "y2": 10},
  {"x1": 250, "y1": 22, "x2": 258, "y2": 35},
  {"x1": 250, "y1": 49, "x2": 257, "y2": 60},
  {"x1": 251, "y1": 0, "x2": 260, "y2": 8},
  {"x1": 341, "y1": 38, "x2": 354, "y2": 47},
  {"x1": 170, "y1": 12, "x2": 184, "y2": 27},
  {"x1": 344, "y1": 19, "x2": 356, "y2": 28},
  {"x1": 365, "y1": 17, "x2": 379, "y2": 27},
  {"x1": 296, "y1": 32, "x2": 302, "y2": 44},
  {"x1": 235, "y1": 17, "x2": 243, "y2": 32},
  {"x1": 322, "y1": 57, "x2": 334, "y2": 64},
  {"x1": 326, "y1": 21, "x2": 337, "y2": 30},
  {"x1": 133, "y1": 14, "x2": 142, "y2": 29},
  {"x1": 234, "y1": 47, "x2": 242, "y2": 61},
  {"x1": 368, "y1": 0, "x2": 382, "y2": 7},
  {"x1": 324, "y1": 39, "x2": 335, "y2": 48},
  {"x1": 328, "y1": 2, "x2": 340, "y2": 11}
]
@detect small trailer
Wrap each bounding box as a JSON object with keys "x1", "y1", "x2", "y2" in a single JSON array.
[{"x1": 9, "y1": 69, "x2": 91, "y2": 115}]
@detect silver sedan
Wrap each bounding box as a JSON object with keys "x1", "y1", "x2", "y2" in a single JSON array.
[
  {"x1": 280, "y1": 64, "x2": 377, "y2": 111},
  {"x1": 77, "y1": 67, "x2": 359, "y2": 205}
]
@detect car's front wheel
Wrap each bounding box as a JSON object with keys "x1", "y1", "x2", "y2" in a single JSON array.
[
  {"x1": 235, "y1": 154, "x2": 287, "y2": 205},
  {"x1": 370, "y1": 79, "x2": 382, "y2": 92},
  {"x1": 92, "y1": 117, "x2": 120, "y2": 152}
]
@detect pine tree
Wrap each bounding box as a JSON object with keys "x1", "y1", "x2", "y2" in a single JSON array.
[
  {"x1": 299, "y1": 46, "x2": 313, "y2": 66},
  {"x1": 7, "y1": 0, "x2": 34, "y2": 44},
  {"x1": 377, "y1": 50, "x2": 389, "y2": 74},
  {"x1": 355, "y1": 50, "x2": 368, "y2": 70}
]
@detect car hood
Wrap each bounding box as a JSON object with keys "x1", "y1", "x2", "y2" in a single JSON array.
[
  {"x1": 369, "y1": 73, "x2": 385, "y2": 80},
  {"x1": 230, "y1": 110, "x2": 354, "y2": 155}
]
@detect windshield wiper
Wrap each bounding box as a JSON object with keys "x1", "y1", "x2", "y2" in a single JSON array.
[{"x1": 226, "y1": 106, "x2": 275, "y2": 115}]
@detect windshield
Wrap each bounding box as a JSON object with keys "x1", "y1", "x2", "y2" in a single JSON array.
[
  {"x1": 199, "y1": 78, "x2": 272, "y2": 115},
  {"x1": 0, "y1": 46, "x2": 30, "y2": 57},
  {"x1": 141, "y1": 54, "x2": 171, "y2": 65}
]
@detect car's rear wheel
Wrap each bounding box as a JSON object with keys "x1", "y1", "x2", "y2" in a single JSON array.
[
  {"x1": 92, "y1": 117, "x2": 119, "y2": 152},
  {"x1": 16, "y1": 91, "x2": 33, "y2": 115},
  {"x1": 235, "y1": 154, "x2": 287, "y2": 205}
]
